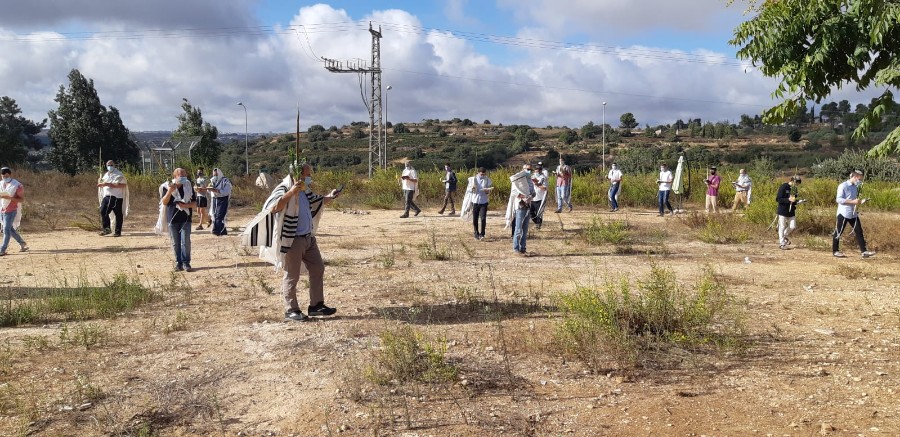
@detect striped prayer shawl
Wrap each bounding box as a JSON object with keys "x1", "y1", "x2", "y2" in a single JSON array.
[{"x1": 241, "y1": 175, "x2": 325, "y2": 269}]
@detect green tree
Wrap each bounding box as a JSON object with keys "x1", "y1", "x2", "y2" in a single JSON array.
[
  {"x1": 559, "y1": 128, "x2": 579, "y2": 145},
  {"x1": 0, "y1": 96, "x2": 46, "y2": 165},
  {"x1": 580, "y1": 121, "x2": 597, "y2": 139},
  {"x1": 731, "y1": 0, "x2": 900, "y2": 156},
  {"x1": 47, "y1": 69, "x2": 139, "y2": 175},
  {"x1": 619, "y1": 113, "x2": 638, "y2": 129},
  {"x1": 173, "y1": 98, "x2": 222, "y2": 167}
]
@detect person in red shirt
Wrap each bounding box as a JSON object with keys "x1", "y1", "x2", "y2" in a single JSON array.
[
  {"x1": 0, "y1": 167, "x2": 29, "y2": 256},
  {"x1": 704, "y1": 166, "x2": 721, "y2": 213}
]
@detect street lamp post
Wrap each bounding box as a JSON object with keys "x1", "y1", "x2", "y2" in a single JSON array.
[
  {"x1": 237, "y1": 102, "x2": 248, "y2": 175},
  {"x1": 384, "y1": 85, "x2": 392, "y2": 169},
  {"x1": 602, "y1": 101, "x2": 607, "y2": 172}
]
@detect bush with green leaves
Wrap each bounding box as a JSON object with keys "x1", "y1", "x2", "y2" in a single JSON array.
[
  {"x1": 810, "y1": 149, "x2": 900, "y2": 182},
  {"x1": 556, "y1": 264, "x2": 745, "y2": 371},
  {"x1": 367, "y1": 325, "x2": 457, "y2": 384}
]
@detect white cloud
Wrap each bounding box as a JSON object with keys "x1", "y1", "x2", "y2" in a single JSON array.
[{"x1": 0, "y1": 3, "x2": 885, "y2": 136}]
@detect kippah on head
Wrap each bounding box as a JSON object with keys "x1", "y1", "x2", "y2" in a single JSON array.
[
  {"x1": 852, "y1": 170, "x2": 863, "y2": 176},
  {"x1": 1, "y1": 167, "x2": 10, "y2": 174}
]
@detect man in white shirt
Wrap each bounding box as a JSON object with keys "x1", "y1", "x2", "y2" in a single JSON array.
[
  {"x1": 657, "y1": 163, "x2": 674, "y2": 216},
  {"x1": 832, "y1": 170, "x2": 875, "y2": 258},
  {"x1": 97, "y1": 160, "x2": 128, "y2": 236},
  {"x1": 529, "y1": 162, "x2": 548, "y2": 229},
  {"x1": 607, "y1": 163, "x2": 623, "y2": 212},
  {"x1": 471, "y1": 167, "x2": 492, "y2": 240},
  {"x1": 400, "y1": 161, "x2": 421, "y2": 218},
  {"x1": 731, "y1": 168, "x2": 752, "y2": 212}
]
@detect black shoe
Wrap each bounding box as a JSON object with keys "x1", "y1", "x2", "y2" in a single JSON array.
[
  {"x1": 174, "y1": 263, "x2": 184, "y2": 272},
  {"x1": 99, "y1": 228, "x2": 112, "y2": 236},
  {"x1": 568, "y1": 206, "x2": 573, "y2": 212},
  {"x1": 184, "y1": 264, "x2": 194, "y2": 272},
  {"x1": 400, "y1": 213, "x2": 409, "y2": 218},
  {"x1": 554, "y1": 209, "x2": 561, "y2": 213},
  {"x1": 308, "y1": 302, "x2": 337, "y2": 316},
  {"x1": 285, "y1": 310, "x2": 308, "y2": 322},
  {"x1": 438, "y1": 209, "x2": 445, "y2": 215},
  {"x1": 414, "y1": 210, "x2": 421, "y2": 217},
  {"x1": 113, "y1": 233, "x2": 122, "y2": 237}
]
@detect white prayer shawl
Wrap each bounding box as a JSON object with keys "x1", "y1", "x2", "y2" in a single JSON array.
[
  {"x1": 505, "y1": 171, "x2": 534, "y2": 229},
  {"x1": 209, "y1": 169, "x2": 232, "y2": 227},
  {"x1": 153, "y1": 181, "x2": 195, "y2": 236},
  {"x1": 255, "y1": 172, "x2": 275, "y2": 191},
  {"x1": 0, "y1": 178, "x2": 23, "y2": 231},
  {"x1": 97, "y1": 169, "x2": 130, "y2": 216},
  {"x1": 459, "y1": 175, "x2": 492, "y2": 219},
  {"x1": 240, "y1": 175, "x2": 325, "y2": 272}
]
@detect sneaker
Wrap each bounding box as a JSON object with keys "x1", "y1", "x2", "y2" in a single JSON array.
[
  {"x1": 554, "y1": 209, "x2": 561, "y2": 213},
  {"x1": 174, "y1": 263, "x2": 184, "y2": 272},
  {"x1": 449, "y1": 210, "x2": 456, "y2": 215},
  {"x1": 861, "y1": 251, "x2": 876, "y2": 258},
  {"x1": 833, "y1": 251, "x2": 846, "y2": 258},
  {"x1": 196, "y1": 225, "x2": 204, "y2": 230},
  {"x1": 184, "y1": 264, "x2": 194, "y2": 272},
  {"x1": 784, "y1": 237, "x2": 791, "y2": 246},
  {"x1": 669, "y1": 211, "x2": 676, "y2": 216},
  {"x1": 285, "y1": 310, "x2": 308, "y2": 322},
  {"x1": 399, "y1": 213, "x2": 409, "y2": 218},
  {"x1": 113, "y1": 233, "x2": 122, "y2": 237},
  {"x1": 438, "y1": 209, "x2": 445, "y2": 215},
  {"x1": 414, "y1": 210, "x2": 421, "y2": 217},
  {"x1": 19, "y1": 245, "x2": 28, "y2": 253},
  {"x1": 308, "y1": 302, "x2": 337, "y2": 316},
  {"x1": 99, "y1": 228, "x2": 112, "y2": 236},
  {"x1": 779, "y1": 244, "x2": 788, "y2": 250},
  {"x1": 568, "y1": 206, "x2": 573, "y2": 212}
]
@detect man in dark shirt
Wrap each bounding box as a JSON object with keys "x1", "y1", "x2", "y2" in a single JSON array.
[
  {"x1": 775, "y1": 176, "x2": 801, "y2": 250},
  {"x1": 162, "y1": 168, "x2": 197, "y2": 271},
  {"x1": 438, "y1": 163, "x2": 458, "y2": 215}
]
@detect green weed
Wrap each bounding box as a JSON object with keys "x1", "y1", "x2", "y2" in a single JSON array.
[
  {"x1": 582, "y1": 217, "x2": 630, "y2": 245},
  {"x1": 556, "y1": 264, "x2": 746, "y2": 371},
  {"x1": 367, "y1": 325, "x2": 458, "y2": 385}
]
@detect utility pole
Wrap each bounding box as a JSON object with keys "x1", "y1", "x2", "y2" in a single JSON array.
[
  {"x1": 602, "y1": 102, "x2": 607, "y2": 172},
  {"x1": 322, "y1": 23, "x2": 384, "y2": 178}
]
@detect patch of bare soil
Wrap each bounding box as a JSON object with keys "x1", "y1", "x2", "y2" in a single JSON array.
[{"x1": 0, "y1": 204, "x2": 898, "y2": 436}]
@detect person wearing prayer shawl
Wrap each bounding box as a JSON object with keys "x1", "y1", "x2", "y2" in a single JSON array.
[
  {"x1": 207, "y1": 167, "x2": 232, "y2": 236},
  {"x1": 529, "y1": 162, "x2": 549, "y2": 229},
  {"x1": 506, "y1": 164, "x2": 536, "y2": 255},
  {"x1": 240, "y1": 164, "x2": 341, "y2": 322},
  {"x1": 97, "y1": 160, "x2": 129, "y2": 237},
  {"x1": 1, "y1": 167, "x2": 29, "y2": 256},
  {"x1": 158, "y1": 168, "x2": 197, "y2": 272}
]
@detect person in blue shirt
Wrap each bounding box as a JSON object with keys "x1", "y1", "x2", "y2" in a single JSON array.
[{"x1": 832, "y1": 170, "x2": 875, "y2": 258}]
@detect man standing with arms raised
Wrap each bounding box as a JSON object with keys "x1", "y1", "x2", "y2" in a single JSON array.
[{"x1": 98, "y1": 160, "x2": 128, "y2": 237}]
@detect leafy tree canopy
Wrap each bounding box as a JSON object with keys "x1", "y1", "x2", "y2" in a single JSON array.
[
  {"x1": 47, "y1": 69, "x2": 139, "y2": 175},
  {"x1": 173, "y1": 98, "x2": 222, "y2": 168},
  {"x1": 731, "y1": 0, "x2": 900, "y2": 156},
  {"x1": 0, "y1": 96, "x2": 47, "y2": 165}
]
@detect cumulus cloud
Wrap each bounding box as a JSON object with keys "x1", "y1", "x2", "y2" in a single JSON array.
[
  {"x1": 0, "y1": 2, "x2": 884, "y2": 135},
  {"x1": 0, "y1": 0, "x2": 258, "y2": 30},
  {"x1": 497, "y1": 0, "x2": 745, "y2": 36}
]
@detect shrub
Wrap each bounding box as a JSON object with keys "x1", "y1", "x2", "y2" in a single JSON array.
[
  {"x1": 582, "y1": 217, "x2": 630, "y2": 245},
  {"x1": 556, "y1": 265, "x2": 745, "y2": 371},
  {"x1": 367, "y1": 325, "x2": 457, "y2": 384}
]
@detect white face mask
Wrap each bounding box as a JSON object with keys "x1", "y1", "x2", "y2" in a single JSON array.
[
  {"x1": 2, "y1": 177, "x2": 10, "y2": 183},
  {"x1": 107, "y1": 165, "x2": 115, "y2": 172},
  {"x1": 660, "y1": 167, "x2": 665, "y2": 172},
  {"x1": 304, "y1": 176, "x2": 312, "y2": 187}
]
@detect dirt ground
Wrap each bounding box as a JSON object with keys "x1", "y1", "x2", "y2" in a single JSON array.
[{"x1": 0, "y1": 201, "x2": 898, "y2": 436}]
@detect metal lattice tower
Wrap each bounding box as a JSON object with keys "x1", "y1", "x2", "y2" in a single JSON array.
[{"x1": 322, "y1": 22, "x2": 383, "y2": 178}]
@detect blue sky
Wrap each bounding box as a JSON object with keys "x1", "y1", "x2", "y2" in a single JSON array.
[{"x1": 0, "y1": 1, "x2": 881, "y2": 133}]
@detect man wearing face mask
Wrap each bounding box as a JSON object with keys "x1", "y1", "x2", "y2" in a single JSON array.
[
  {"x1": 97, "y1": 160, "x2": 129, "y2": 237},
  {"x1": 469, "y1": 167, "x2": 492, "y2": 240},
  {"x1": 507, "y1": 164, "x2": 535, "y2": 255},
  {"x1": 833, "y1": 170, "x2": 875, "y2": 258},
  {"x1": 607, "y1": 163, "x2": 623, "y2": 212},
  {"x1": 438, "y1": 163, "x2": 457, "y2": 215},
  {"x1": 704, "y1": 166, "x2": 721, "y2": 213},
  {"x1": 530, "y1": 162, "x2": 548, "y2": 228},
  {"x1": 0, "y1": 167, "x2": 28, "y2": 256},
  {"x1": 656, "y1": 163, "x2": 674, "y2": 217},
  {"x1": 207, "y1": 168, "x2": 232, "y2": 236},
  {"x1": 160, "y1": 168, "x2": 197, "y2": 271},
  {"x1": 731, "y1": 169, "x2": 752, "y2": 212},
  {"x1": 399, "y1": 161, "x2": 421, "y2": 218}
]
